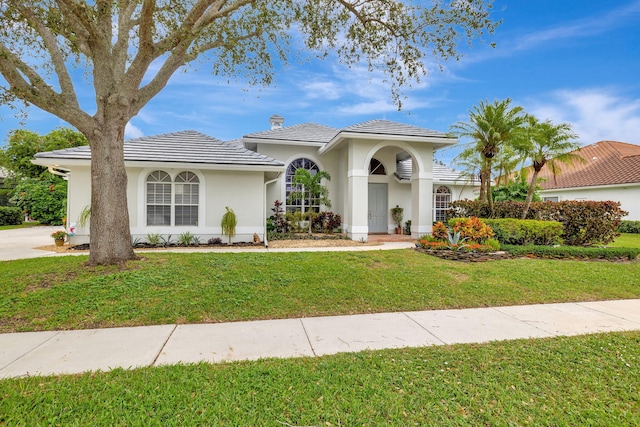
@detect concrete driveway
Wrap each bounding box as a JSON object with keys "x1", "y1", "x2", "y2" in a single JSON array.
[{"x1": 0, "y1": 225, "x2": 61, "y2": 261}]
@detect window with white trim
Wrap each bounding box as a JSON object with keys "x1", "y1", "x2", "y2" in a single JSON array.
[
  {"x1": 146, "y1": 171, "x2": 199, "y2": 226},
  {"x1": 174, "y1": 172, "x2": 199, "y2": 226},
  {"x1": 433, "y1": 185, "x2": 451, "y2": 222},
  {"x1": 286, "y1": 158, "x2": 320, "y2": 213},
  {"x1": 146, "y1": 171, "x2": 172, "y2": 225}
]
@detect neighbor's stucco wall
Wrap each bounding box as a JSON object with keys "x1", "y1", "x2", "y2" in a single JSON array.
[{"x1": 540, "y1": 184, "x2": 640, "y2": 220}]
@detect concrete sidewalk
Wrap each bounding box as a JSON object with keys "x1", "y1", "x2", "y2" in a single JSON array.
[{"x1": 2, "y1": 299, "x2": 639, "y2": 379}]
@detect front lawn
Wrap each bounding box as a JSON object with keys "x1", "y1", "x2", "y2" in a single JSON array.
[
  {"x1": 609, "y1": 232, "x2": 640, "y2": 248},
  {"x1": 0, "y1": 221, "x2": 42, "y2": 231},
  {"x1": 1, "y1": 250, "x2": 639, "y2": 333},
  {"x1": 1, "y1": 332, "x2": 638, "y2": 425}
]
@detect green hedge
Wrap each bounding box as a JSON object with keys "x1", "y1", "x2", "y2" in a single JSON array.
[
  {"x1": 0, "y1": 189, "x2": 15, "y2": 206},
  {"x1": 502, "y1": 244, "x2": 640, "y2": 261},
  {"x1": 484, "y1": 219, "x2": 563, "y2": 246},
  {"x1": 0, "y1": 206, "x2": 23, "y2": 226},
  {"x1": 618, "y1": 220, "x2": 640, "y2": 234},
  {"x1": 448, "y1": 200, "x2": 626, "y2": 246}
]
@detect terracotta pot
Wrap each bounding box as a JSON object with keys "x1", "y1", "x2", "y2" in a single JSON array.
[
  {"x1": 54, "y1": 238, "x2": 65, "y2": 247},
  {"x1": 395, "y1": 227, "x2": 403, "y2": 235}
]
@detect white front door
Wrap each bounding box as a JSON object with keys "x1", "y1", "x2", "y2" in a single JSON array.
[{"x1": 368, "y1": 183, "x2": 388, "y2": 233}]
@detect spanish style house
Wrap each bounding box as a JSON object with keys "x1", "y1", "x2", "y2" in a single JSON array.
[
  {"x1": 33, "y1": 116, "x2": 474, "y2": 243},
  {"x1": 537, "y1": 140, "x2": 640, "y2": 220}
]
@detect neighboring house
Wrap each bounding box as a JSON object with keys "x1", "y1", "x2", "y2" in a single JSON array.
[
  {"x1": 32, "y1": 117, "x2": 473, "y2": 244},
  {"x1": 537, "y1": 140, "x2": 640, "y2": 220}
]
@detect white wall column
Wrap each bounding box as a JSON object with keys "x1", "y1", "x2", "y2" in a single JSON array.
[
  {"x1": 411, "y1": 173, "x2": 434, "y2": 238},
  {"x1": 346, "y1": 171, "x2": 369, "y2": 241},
  {"x1": 345, "y1": 141, "x2": 370, "y2": 241}
]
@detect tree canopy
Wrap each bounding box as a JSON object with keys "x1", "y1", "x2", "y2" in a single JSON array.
[
  {"x1": 0, "y1": 0, "x2": 499, "y2": 265},
  {"x1": 0, "y1": 128, "x2": 88, "y2": 183}
]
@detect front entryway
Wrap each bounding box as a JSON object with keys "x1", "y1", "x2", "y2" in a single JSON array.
[{"x1": 368, "y1": 183, "x2": 388, "y2": 233}]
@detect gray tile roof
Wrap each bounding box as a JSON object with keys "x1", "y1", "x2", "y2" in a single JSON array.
[
  {"x1": 342, "y1": 119, "x2": 448, "y2": 138},
  {"x1": 395, "y1": 159, "x2": 467, "y2": 183},
  {"x1": 244, "y1": 123, "x2": 339, "y2": 144},
  {"x1": 34, "y1": 130, "x2": 284, "y2": 167}
]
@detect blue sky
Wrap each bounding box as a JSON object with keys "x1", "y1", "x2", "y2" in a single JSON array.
[{"x1": 1, "y1": 0, "x2": 640, "y2": 165}]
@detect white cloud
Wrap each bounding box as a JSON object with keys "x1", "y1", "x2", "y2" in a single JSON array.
[
  {"x1": 525, "y1": 88, "x2": 640, "y2": 145},
  {"x1": 125, "y1": 122, "x2": 144, "y2": 139}
]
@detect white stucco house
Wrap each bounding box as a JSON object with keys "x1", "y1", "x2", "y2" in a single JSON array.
[
  {"x1": 537, "y1": 140, "x2": 640, "y2": 220},
  {"x1": 32, "y1": 117, "x2": 474, "y2": 244}
]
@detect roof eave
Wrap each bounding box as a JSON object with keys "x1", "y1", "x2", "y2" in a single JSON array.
[
  {"x1": 319, "y1": 132, "x2": 457, "y2": 155},
  {"x1": 32, "y1": 157, "x2": 285, "y2": 172},
  {"x1": 540, "y1": 182, "x2": 640, "y2": 192}
]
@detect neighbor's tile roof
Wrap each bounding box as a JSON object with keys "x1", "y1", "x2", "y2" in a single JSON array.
[
  {"x1": 34, "y1": 130, "x2": 284, "y2": 167},
  {"x1": 244, "y1": 123, "x2": 339, "y2": 144},
  {"x1": 341, "y1": 119, "x2": 448, "y2": 139},
  {"x1": 538, "y1": 141, "x2": 640, "y2": 189},
  {"x1": 395, "y1": 159, "x2": 468, "y2": 183}
]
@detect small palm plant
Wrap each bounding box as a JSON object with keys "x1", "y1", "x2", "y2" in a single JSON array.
[{"x1": 221, "y1": 206, "x2": 237, "y2": 245}]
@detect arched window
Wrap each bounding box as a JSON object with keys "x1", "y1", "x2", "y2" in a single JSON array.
[
  {"x1": 433, "y1": 186, "x2": 451, "y2": 222},
  {"x1": 146, "y1": 171, "x2": 199, "y2": 226},
  {"x1": 174, "y1": 172, "x2": 199, "y2": 226},
  {"x1": 146, "y1": 171, "x2": 172, "y2": 225},
  {"x1": 369, "y1": 158, "x2": 387, "y2": 175},
  {"x1": 286, "y1": 158, "x2": 319, "y2": 213}
]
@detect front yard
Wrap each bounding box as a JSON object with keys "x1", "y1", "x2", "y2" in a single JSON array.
[
  {"x1": 1, "y1": 249, "x2": 639, "y2": 333},
  {"x1": 1, "y1": 243, "x2": 639, "y2": 425}
]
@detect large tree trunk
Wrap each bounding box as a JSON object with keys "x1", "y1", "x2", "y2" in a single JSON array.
[
  {"x1": 521, "y1": 168, "x2": 541, "y2": 220},
  {"x1": 87, "y1": 124, "x2": 138, "y2": 265}
]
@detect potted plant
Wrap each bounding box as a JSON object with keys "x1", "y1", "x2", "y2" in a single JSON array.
[
  {"x1": 391, "y1": 205, "x2": 404, "y2": 234},
  {"x1": 51, "y1": 230, "x2": 67, "y2": 246},
  {"x1": 221, "y1": 206, "x2": 237, "y2": 245}
]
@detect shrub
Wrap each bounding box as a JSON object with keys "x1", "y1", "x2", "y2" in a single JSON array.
[
  {"x1": 431, "y1": 221, "x2": 448, "y2": 240},
  {"x1": 312, "y1": 211, "x2": 342, "y2": 233},
  {"x1": 9, "y1": 177, "x2": 67, "y2": 225},
  {"x1": 448, "y1": 200, "x2": 626, "y2": 246},
  {"x1": 484, "y1": 218, "x2": 563, "y2": 246},
  {"x1": 0, "y1": 188, "x2": 15, "y2": 206},
  {"x1": 618, "y1": 220, "x2": 640, "y2": 234},
  {"x1": 447, "y1": 217, "x2": 494, "y2": 242},
  {"x1": 208, "y1": 237, "x2": 223, "y2": 245},
  {"x1": 0, "y1": 206, "x2": 22, "y2": 226},
  {"x1": 502, "y1": 244, "x2": 640, "y2": 261}
]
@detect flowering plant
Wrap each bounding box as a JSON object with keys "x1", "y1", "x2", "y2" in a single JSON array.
[{"x1": 51, "y1": 230, "x2": 68, "y2": 240}]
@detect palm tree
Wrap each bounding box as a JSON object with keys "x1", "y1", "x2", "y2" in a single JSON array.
[
  {"x1": 453, "y1": 146, "x2": 485, "y2": 200},
  {"x1": 288, "y1": 168, "x2": 332, "y2": 234},
  {"x1": 516, "y1": 115, "x2": 583, "y2": 219},
  {"x1": 450, "y1": 98, "x2": 525, "y2": 214}
]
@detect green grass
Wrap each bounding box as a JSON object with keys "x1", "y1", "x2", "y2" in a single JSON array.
[
  {"x1": 1, "y1": 332, "x2": 638, "y2": 426},
  {"x1": 1, "y1": 250, "x2": 639, "y2": 332},
  {"x1": 0, "y1": 221, "x2": 42, "y2": 231},
  {"x1": 609, "y1": 232, "x2": 640, "y2": 248}
]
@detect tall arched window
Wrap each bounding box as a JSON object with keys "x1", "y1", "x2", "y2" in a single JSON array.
[
  {"x1": 147, "y1": 171, "x2": 172, "y2": 225},
  {"x1": 146, "y1": 171, "x2": 199, "y2": 226},
  {"x1": 174, "y1": 172, "x2": 199, "y2": 226},
  {"x1": 286, "y1": 158, "x2": 319, "y2": 213},
  {"x1": 434, "y1": 186, "x2": 451, "y2": 222},
  {"x1": 369, "y1": 158, "x2": 387, "y2": 175}
]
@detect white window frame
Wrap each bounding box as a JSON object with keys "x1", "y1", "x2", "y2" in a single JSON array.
[
  {"x1": 145, "y1": 170, "x2": 200, "y2": 227},
  {"x1": 433, "y1": 185, "x2": 452, "y2": 222}
]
